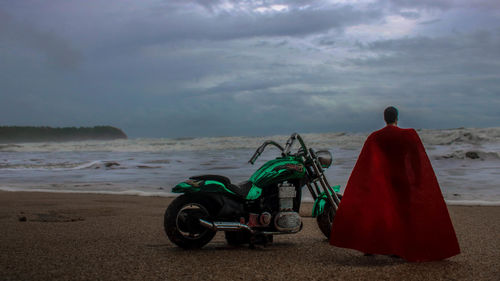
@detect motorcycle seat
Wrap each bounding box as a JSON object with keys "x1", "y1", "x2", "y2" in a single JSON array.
[
  {"x1": 189, "y1": 174, "x2": 253, "y2": 199},
  {"x1": 189, "y1": 175, "x2": 231, "y2": 186},
  {"x1": 227, "y1": 180, "x2": 253, "y2": 199}
]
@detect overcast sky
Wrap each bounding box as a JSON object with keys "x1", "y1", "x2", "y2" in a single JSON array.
[{"x1": 1, "y1": 0, "x2": 499, "y2": 137}]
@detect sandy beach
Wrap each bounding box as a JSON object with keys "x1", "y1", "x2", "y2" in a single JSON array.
[{"x1": 0, "y1": 191, "x2": 498, "y2": 281}]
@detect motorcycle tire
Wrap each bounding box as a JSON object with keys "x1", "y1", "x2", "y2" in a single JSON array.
[
  {"x1": 316, "y1": 202, "x2": 336, "y2": 239},
  {"x1": 316, "y1": 194, "x2": 342, "y2": 239},
  {"x1": 164, "y1": 194, "x2": 217, "y2": 249}
]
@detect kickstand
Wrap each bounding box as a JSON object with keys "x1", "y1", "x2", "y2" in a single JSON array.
[
  {"x1": 248, "y1": 234, "x2": 271, "y2": 249},
  {"x1": 249, "y1": 235, "x2": 257, "y2": 249}
]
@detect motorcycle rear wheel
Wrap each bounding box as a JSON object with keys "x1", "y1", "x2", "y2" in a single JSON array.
[{"x1": 164, "y1": 194, "x2": 217, "y2": 249}]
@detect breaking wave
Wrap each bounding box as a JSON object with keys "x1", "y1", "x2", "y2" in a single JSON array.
[
  {"x1": 0, "y1": 186, "x2": 177, "y2": 197},
  {"x1": 0, "y1": 127, "x2": 499, "y2": 153},
  {"x1": 0, "y1": 144, "x2": 23, "y2": 151},
  {"x1": 418, "y1": 127, "x2": 500, "y2": 146},
  {"x1": 434, "y1": 150, "x2": 500, "y2": 161},
  {"x1": 1, "y1": 186, "x2": 499, "y2": 206},
  {"x1": 0, "y1": 160, "x2": 124, "y2": 171},
  {"x1": 445, "y1": 200, "x2": 500, "y2": 206},
  {"x1": 2, "y1": 127, "x2": 500, "y2": 204}
]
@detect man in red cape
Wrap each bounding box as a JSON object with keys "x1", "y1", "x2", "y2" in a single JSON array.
[{"x1": 330, "y1": 107, "x2": 460, "y2": 262}]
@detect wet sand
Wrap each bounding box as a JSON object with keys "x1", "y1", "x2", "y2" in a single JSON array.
[{"x1": 0, "y1": 191, "x2": 498, "y2": 281}]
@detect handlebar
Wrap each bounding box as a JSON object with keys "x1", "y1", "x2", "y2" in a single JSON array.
[
  {"x1": 249, "y1": 133, "x2": 309, "y2": 165},
  {"x1": 283, "y1": 133, "x2": 308, "y2": 156},
  {"x1": 248, "y1": 140, "x2": 285, "y2": 164}
]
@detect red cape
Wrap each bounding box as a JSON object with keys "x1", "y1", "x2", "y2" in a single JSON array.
[{"x1": 330, "y1": 126, "x2": 460, "y2": 262}]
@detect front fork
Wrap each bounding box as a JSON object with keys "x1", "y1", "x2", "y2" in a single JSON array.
[{"x1": 305, "y1": 156, "x2": 341, "y2": 211}]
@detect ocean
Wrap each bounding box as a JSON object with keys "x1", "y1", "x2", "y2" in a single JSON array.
[{"x1": 1, "y1": 127, "x2": 499, "y2": 205}]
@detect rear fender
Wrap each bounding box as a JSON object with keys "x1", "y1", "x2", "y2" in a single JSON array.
[{"x1": 174, "y1": 192, "x2": 245, "y2": 219}]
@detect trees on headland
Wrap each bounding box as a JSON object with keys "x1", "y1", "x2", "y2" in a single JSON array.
[{"x1": 0, "y1": 126, "x2": 127, "y2": 143}]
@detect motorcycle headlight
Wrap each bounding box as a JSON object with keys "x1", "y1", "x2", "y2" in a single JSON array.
[{"x1": 316, "y1": 150, "x2": 333, "y2": 168}]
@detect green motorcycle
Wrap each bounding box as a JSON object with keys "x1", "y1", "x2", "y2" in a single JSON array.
[{"x1": 164, "y1": 133, "x2": 342, "y2": 248}]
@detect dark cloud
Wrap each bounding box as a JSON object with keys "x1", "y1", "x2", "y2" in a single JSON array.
[
  {"x1": 419, "y1": 19, "x2": 442, "y2": 25},
  {"x1": 360, "y1": 30, "x2": 500, "y2": 72},
  {"x1": 103, "y1": 5, "x2": 383, "y2": 54},
  {"x1": 0, "y1": 9, "x2": 82, "y2": 70},
  {"x1": 0, "y1": 0, "x2": 499, "y2": 137},
  {"x1": 383, "y1": 0, "x2": 454, "y2": 10}
]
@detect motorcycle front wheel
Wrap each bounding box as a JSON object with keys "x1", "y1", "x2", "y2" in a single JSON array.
[
  {"x1": 316, "y1": 202, "x2": 336, "y2": 239},
  {"x1": 316, "y1": 194, "x2": 342, "y2": 239},
  {"x1": 164, "y1": 194, "x2": 217, "y2": 249}
]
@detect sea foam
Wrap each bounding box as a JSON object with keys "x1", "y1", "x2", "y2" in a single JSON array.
[{"x1": 1, "y1": 127, "x2": 499, "y2": 205}]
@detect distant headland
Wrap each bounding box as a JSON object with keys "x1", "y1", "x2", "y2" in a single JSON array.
[{"x1": 0, "y1": 126, "x2": 127, "y2": 143}]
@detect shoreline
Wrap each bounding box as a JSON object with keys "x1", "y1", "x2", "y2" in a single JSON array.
[
  {"x1": 1, "y1": 187, "x2": 500, "y2": 206},
  {"x1": 1, "y1": 190, "x2": 499, "y2": 280}
]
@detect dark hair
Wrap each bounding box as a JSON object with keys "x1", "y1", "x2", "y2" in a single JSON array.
[{"x1": 384, "y1": 106, "x2": 398, "y2": 124}]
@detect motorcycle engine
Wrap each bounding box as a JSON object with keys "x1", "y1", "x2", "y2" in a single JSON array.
[{"x1": 274, "y1": 183, "x2": 301, "y2": 232}]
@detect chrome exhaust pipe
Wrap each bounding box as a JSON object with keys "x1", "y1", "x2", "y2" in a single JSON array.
[{"x1": 199, "y1": 219, "x2": 254, "y2": 233}]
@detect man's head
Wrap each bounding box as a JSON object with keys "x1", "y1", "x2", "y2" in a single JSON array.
[{"x1": 384, "y1": 106, "x2": 398, "y2": 125}]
